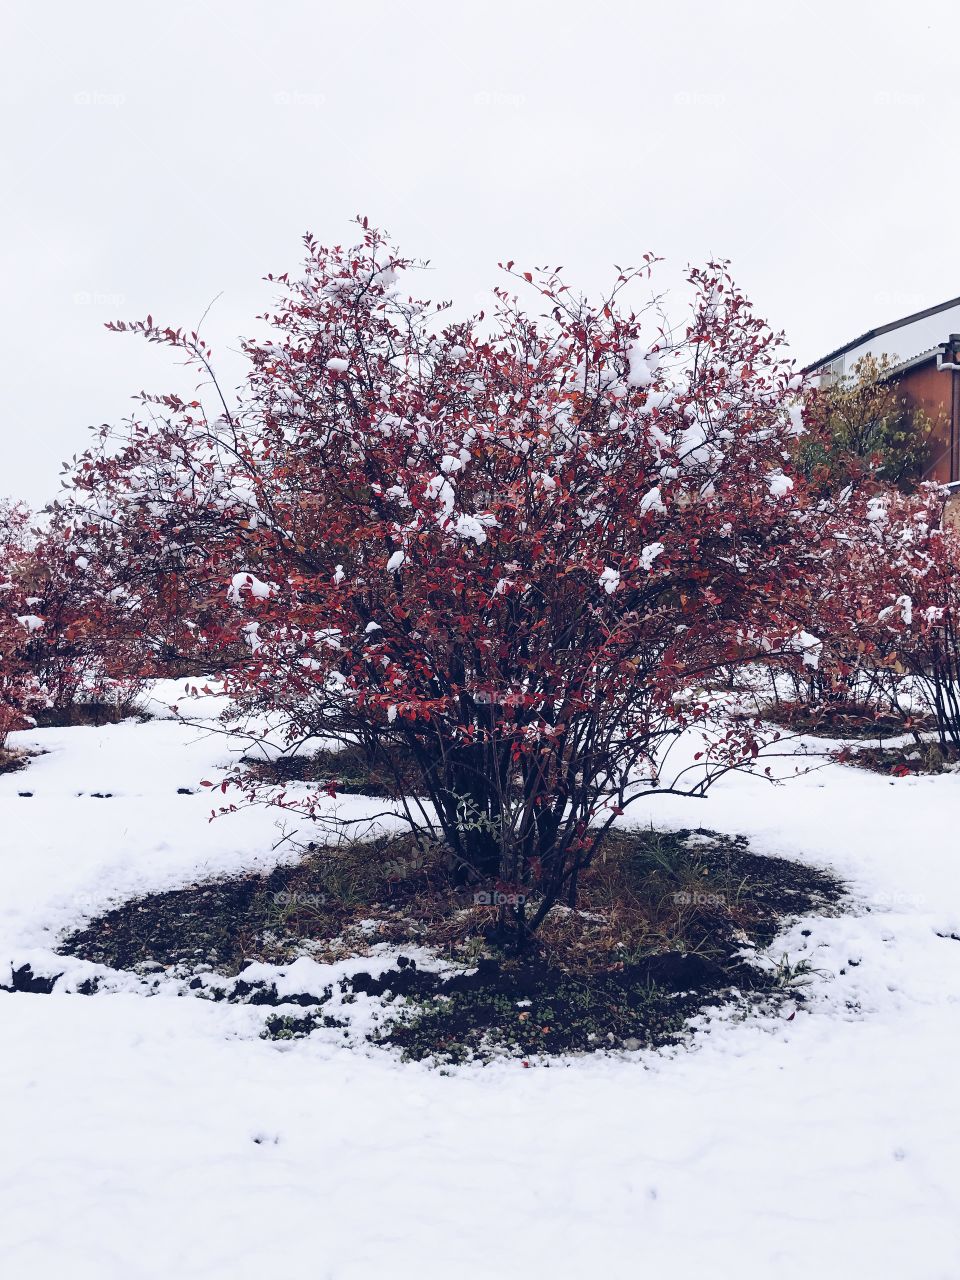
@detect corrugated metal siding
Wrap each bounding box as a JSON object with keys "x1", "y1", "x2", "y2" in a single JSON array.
[{"x1": 824, "y1": 304, "x2": 960, "y2": 380}]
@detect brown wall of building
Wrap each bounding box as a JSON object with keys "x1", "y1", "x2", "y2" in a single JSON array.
[{"x1": 897, "y1": 362, "x2": 954, "y2": 482}]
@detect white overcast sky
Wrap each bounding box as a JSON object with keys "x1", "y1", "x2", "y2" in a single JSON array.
[{"x1": 2, "y1": 0, "x2": 957, "y2": 505}]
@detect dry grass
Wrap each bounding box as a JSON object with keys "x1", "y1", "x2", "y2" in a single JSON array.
[
  {"x1": 61, "y1": 825, "x2": 844, "y2": 979},
  {"x1": 241, "y1": 740, "x2": 428, "y2": 798},
  {"x1": 58, "y1": 825, "x2": 846, "y2": 1061},
  {"x1": 31, "y1": 700, "x2": 150, "y2": 728},
  {"x1": 0, "y1": 746, "x2": 30, "y2": 776},
  {"x1": 759, "y1": 698, "x2": 932, "y2": 741}
]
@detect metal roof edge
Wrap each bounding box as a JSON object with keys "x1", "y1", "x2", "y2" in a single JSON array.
[{"x1": 805, "y1": 295, "x2": 960, "y2": 373}]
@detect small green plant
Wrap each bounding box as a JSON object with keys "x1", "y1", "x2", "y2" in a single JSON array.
[{"x1": 768, "y1": 953, "x2": 822, "y2": 990}]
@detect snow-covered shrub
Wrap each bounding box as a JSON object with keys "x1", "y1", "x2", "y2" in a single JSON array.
[
  {"x1": 62, "y1": 221, "x2": 820, "y2": 944},
  {"x1": 831, "y1": 486, "x2": 960, "y2": 751},
  {"x1": 0, "y1": 500, "x2": 45, "y2": 745}
]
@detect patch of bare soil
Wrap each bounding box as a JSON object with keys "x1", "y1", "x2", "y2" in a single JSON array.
[
  {"x1": 836, "y1": 741, "x2": 960, "y2": 777},
  {"x1": 761, "y1": 699, "x2": 931, "y2": 741},
  {"x1": 55, "y1": 827, "x2": 846, "y2": 1061}
]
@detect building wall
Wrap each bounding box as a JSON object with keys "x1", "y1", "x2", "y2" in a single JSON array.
[{"x1": 896, "y1": 362, "x2": 955, "y2": 482}]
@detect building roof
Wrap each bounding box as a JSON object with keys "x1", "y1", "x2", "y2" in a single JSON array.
[
  {"x1": 808, "y1": 294, "x2": 960, "y2": 372},
  {"x1": 885, "y1": 347, "x2": 942, "y2": 378}
]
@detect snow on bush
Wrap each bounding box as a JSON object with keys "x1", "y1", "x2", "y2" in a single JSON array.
[
  {"x1": 0, "y1": 500, "x2": 44, "y2": 743},
  {"x1": 60, "y1": 220, "x2": 820, "y2": 943}
]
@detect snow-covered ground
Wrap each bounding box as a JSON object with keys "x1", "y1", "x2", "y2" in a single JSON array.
[{"x1": 2, "y1": 686, "x2": 960, "y2": 1280}]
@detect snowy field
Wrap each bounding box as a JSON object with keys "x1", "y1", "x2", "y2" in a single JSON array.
[{"x1": 2, "y1": 685, "x2": 960, "y2": 1279}]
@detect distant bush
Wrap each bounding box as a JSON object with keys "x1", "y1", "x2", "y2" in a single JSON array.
[
  {"x1": 0, "y1": 499, "x2": 44, "y2": 746},
  {"x1": 798, "y1": 353, "x2": 935, "y2": 494}
]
